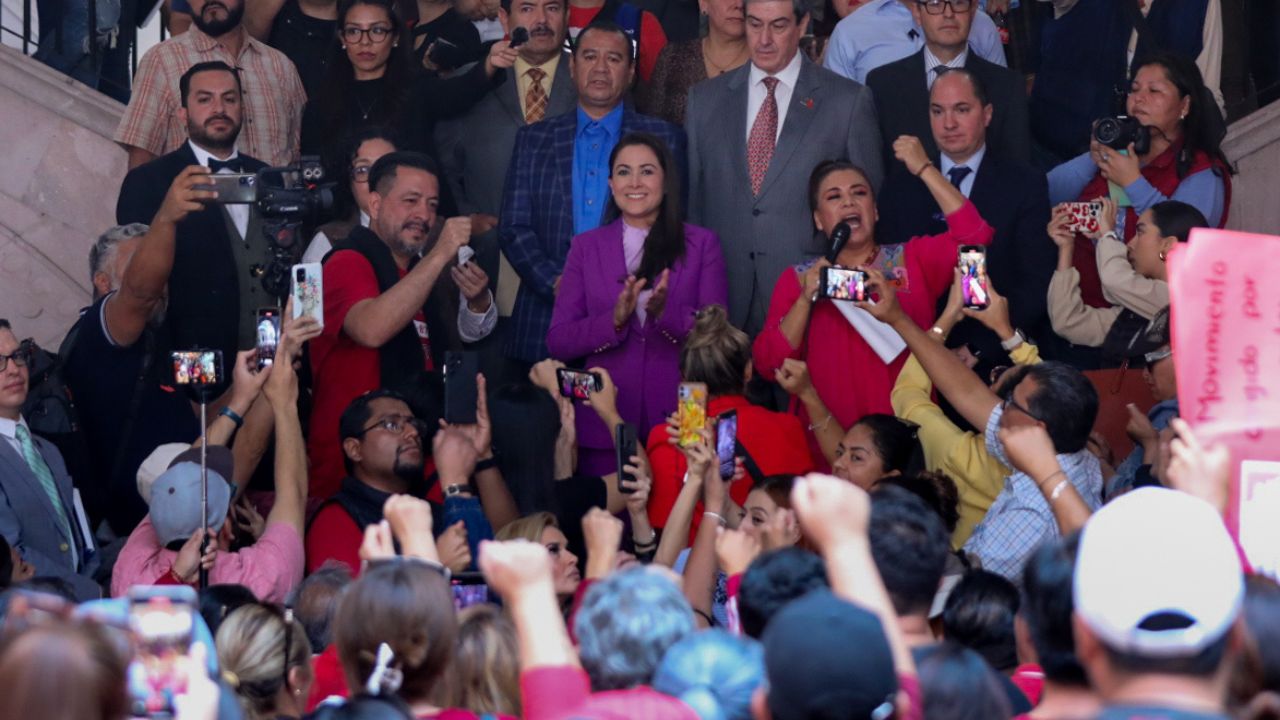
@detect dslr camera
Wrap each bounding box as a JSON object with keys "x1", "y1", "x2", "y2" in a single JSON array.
[{"x1": 1093, "y1": 115, "x2": 1152, "y2": 155}]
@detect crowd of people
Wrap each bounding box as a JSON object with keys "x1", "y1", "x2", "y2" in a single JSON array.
[{"x1": 1, "y1": 0, "x2": 1275, "y2": 718}]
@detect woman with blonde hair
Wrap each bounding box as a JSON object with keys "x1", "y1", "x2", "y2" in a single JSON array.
[
  {"x1": 215, "y1": 603, "x2": 314, "y2": 720},
  {"x1": 435, "y1": 605, "x2": 520, "y2": 717},
  {"x1": 495, "y1": 512, "x2": 580, "y2": 607}
]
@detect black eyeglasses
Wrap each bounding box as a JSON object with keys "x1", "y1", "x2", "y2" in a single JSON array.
[
  {"x1": 341, "y1": 24, "x2": 394, "y2": 43},
  {"x1": 0, "y1": 344, "x2": 31, "y2": 372},
  {"x1": 358, "y1": 414, "x2": 427, "y2": 437},
  {"x1": 1002, "y1": 396, "x2": 1043, "y2": 423},
  {"x1": 918, "y1": 0, "x2": 972, "y2": 13}
]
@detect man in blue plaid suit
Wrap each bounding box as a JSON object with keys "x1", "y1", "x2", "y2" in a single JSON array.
[{"x1": 499, "y1": 20, "x2": 686, "y2": 365}]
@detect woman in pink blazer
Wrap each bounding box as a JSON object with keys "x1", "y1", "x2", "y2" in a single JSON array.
[{"x1": 548, "y1": 132, "x2": 728, "y2": 477}]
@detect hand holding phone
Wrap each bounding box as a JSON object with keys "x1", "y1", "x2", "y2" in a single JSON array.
[
  {"x1": 819, "y1": 266, "x2": 869, "y2": 302},
  {"x1": 556, "y1": 368, "x2": 603, "y2": 401},
  {"x1": 255, "y1": 307, "x2": 281, "y2": 370},
  {"x1": 716, "y1": 410, "x2": 738, "y2": 479},
  {"x1": 1062, "y1": 201, "x2": 1103, "y2": 235},
  {"x1": 444, "y1": 352, "x2": 480, "y2": 424},
  {"x1": 616, "y1": 423, "x2": 639, "y2": 494}
]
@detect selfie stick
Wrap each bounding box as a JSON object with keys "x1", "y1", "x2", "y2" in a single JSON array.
[{"x1": 198, "y1": 398, "x2": 209, "y2": 590}]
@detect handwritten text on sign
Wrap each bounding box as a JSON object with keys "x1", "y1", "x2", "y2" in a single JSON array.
[{"x1": 1170, "y1": 228, "x2": 1280, "y2": 577}]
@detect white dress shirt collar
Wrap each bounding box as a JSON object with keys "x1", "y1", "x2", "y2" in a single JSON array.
[
  {"x1": 0, "y1": 415, "x2": 29, "y2": 455},
  {"x1": 749, "y1": 50, "x2": 803, "y2": 93},
  {"x1": 188, "y1": 140, "x2": 240, "y2": 167},
  {"x1": 923, "y1": 45, "x2": 968, "y2": 88}
]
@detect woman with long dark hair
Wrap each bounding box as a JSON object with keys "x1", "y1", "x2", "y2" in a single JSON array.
[
  {"x1": 1047, "y1": 52, "x2": 1232, "y2": 315},
  {"x1": 300, "y1": 0, "x2": 516, "y2": 176},
  {"x1": 547, "y1": 132, "x2": 728, "y2": 476}
]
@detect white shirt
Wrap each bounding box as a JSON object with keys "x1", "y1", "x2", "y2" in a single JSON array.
[
  {"x1": 924, "y1": 46, "x2": 968, "y2": 89},
  {"x1": 0, "y1": 415, "x2": 30, "y2": 460},
  {"x1": 746, "y1": 51, "x2": 804, "y2": 144},
  {"x1": 940, "y1": 144, "x2": 987, "y2": 199},
  {"x1": 188, "y1": 140, "x2": 250, "y2": 241}
]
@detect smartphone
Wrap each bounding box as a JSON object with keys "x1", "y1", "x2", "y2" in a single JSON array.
[
  {"x1": 290, "y1": 263, "x2": 324, "y2": 329},
  {"x1": 444, "y1": 351, "x2": 480, "y2": 424},
  {"x1": 206, "y1": 172, "x2": 257, "y2": 204},
  {"x1": 255, "y1": 307, "x2": 281, "y2": 370},
  {"x1": 1062, "y1": 201, "x2": 1103, "y2": 234},
  {"x1": 452, "y1": 572, "x2": 492, "y2": 610},
  {"x1": 716, "y1": 410, "x2": 738, "y2": 479},
  {"x1": 428, "y1": 37, "x2": 466, "y2": 69},
  {"x1": 616, "y1": 422, "x2": 638, "y2": 495},
  {"x1": 819, "y1": 266, "x2": 869, "y2": 302},
  {"x1": 127, "y1": 586, "x2": 198, "y2": 717},
  {"x1": 677, "y1": 382, "x2": 708, "y2": 448},
  {"x1": 556, "y1": 368, "x2": 603, "y2": 401},
  {"x1": 958, "y1": 245, "x2": 989, "y2": 310},
  {"x1": 171, "y1": 350, "x2": 223, "y2": 386}
]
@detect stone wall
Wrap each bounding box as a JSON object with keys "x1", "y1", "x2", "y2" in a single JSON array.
[
  {"x1": 1223, "y1": 101, "x2": 1280, "y2": 236},
  {"x1": 0, "y1": 44, "x2": 125, "y2": 348}
]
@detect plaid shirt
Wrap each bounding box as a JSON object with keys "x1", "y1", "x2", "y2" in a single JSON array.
[
  {"x1": 114, "y1": 26, "x2": 305, "y2": 167},
  {"x1": 963, "y1": 404, "x2": 1104, "y2": 584}
]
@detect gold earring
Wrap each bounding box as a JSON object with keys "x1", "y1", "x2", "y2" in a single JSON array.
[{"x1": 1158, "y1": 251, "x2": 1167, "y2": 261}]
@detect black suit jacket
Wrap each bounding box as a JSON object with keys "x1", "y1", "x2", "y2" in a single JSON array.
[
  {"x1": 877, "y1": 150, "x2": 1054, "y2": 362},
  {"x1": 115, "y1": 144, "x2": 268, "y2": 366},
  {"x1": 866, "y1": 49, "x2": 1031, "y2": 168}
]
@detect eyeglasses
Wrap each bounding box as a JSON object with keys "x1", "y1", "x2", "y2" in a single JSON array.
[
  {"x1": 358, "y1": 414, "x2": 427, "y2": 437},
  {"x1": 352, "y1": 165, "x2": 372, "y2": 183},
  {"x1": 341, "y1": 24, "x2": 394, "y2": 44},
  {"x1": 917, "y1": 0, "x2": 972, "y2": 14},
  {"x1": 1143, "y1": 347, "x2": 1173, "y2": 365},
  {"x1": 1002, "y1": 395, "x2": 1043, "y2": 423},
  {"x1": 0, "y1": 346, "x2": 31, "y2": 372}
]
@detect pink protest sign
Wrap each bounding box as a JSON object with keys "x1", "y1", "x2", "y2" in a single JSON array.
[{"x1": 1170, "y1": 227, "x2": 1280, "y2": 577}]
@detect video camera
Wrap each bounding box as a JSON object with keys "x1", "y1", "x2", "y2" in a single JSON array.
[
  {"x1": 1093, "y1": 115, "x2": 1152, "y2": 155},
  {"x1": 210, "y1": 156, "x2": 336, "y2": 298}
]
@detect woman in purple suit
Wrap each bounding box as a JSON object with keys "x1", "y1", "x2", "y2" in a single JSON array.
[{"x1": 548, "y1": 132, "x2": 728, "y2": 476}]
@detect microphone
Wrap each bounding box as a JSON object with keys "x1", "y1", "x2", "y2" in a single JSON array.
[
  {"x1": 825, "y1": 222, "x2": 851, "y2": 264},
  {"x1": 510, "y1": 27, "x2": 530, "y2": 48}
]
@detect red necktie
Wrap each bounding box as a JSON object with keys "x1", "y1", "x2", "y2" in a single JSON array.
[{"x1": 747, "y1": 76, "x2": 780, "y2": 197}]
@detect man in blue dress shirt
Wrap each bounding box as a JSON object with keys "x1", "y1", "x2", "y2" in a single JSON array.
[
  {"x1": 499, "y1": 20, "x2": 686, "y2": 365},
  {"x1": 824, "y1": 0, "x2": 1007, "y2": 84}
]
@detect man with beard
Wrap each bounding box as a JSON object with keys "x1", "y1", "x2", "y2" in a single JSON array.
[
  {"x1": 435, "y1": 0, "x2": 576, "y2": 384},
  {"x1": 62, "y1": 174, "x2": 210, "y2": 537},
  {"x1": 306, "y1": 152, "x2": 476, "y2": 497},
  {"x1": 303, "y1": 391, "x2": 517, "y2": 575},
  {"x1": 115, "y1": 0, "x2": 305, "y2": 169},
  {"x1": 117, "y1": 62, "x2": 296, "y2": 394}
]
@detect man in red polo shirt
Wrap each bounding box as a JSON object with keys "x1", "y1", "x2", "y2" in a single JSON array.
[{"x1": 309, "y1": 151, "x2": 474, "y2": 498}]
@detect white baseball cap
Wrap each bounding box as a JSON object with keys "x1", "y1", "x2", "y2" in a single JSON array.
[
  {"x1": 136, "y1": 443, "x2": 190, "y2": 504},
  {"x1": 1074, "y1": 487, "x2": 1243, "y2": 658}
]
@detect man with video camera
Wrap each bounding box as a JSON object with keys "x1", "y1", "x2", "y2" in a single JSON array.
[{"x1": 115, "y1": 60, "x2": 298, "y2": 386}]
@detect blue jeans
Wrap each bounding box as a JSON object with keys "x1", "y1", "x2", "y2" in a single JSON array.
[{"x1": 33, "y1": 0, "x2": 127, "y2": 99}]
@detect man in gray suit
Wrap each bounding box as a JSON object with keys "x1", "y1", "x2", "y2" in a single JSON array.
[
  {"x1": 0, "y1": 320, "x2": 99, "y2": 600},
  {"x1": 686, "y1": 0, "x2": 883, "y2": 335},
  {"x1": 436, "y1": 0, "x2": 575, "y2": 381}
]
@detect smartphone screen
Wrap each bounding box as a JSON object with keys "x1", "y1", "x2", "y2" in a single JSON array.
[
  {"x1": 677, "y1": 383, "x2": 708, "y2": 447},
  {"x1": 716, "y1": 410, "x2": 738, "y2": 479},
  {"x1": 290, "y1": 263, "x2": 324, "y2": 328},
  {"x1": 127, "y1": 587, "x2": 198, "y2": 717},
  {"x1": 452, "y1": 573, "x2": 492, "y2": 611},
  {"x1": 958, "y1": 246, "x2": 990, "y2": 310},
  {"x1": 171, "y1": 350, "x2": 222, "y2": 386},
  {"x1": 556, "y1": 368, "x2": 601, "y2": 401},
  {"x1": 821, "y1": 266, "x2": 869, "y2": 302},
  {"x1": 256, "y1": 308, "x2": 281, "y2": 370}
]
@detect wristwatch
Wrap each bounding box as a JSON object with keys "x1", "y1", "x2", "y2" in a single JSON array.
[
  {"x1": 444, "y1": 483, "x2": 474, "y2": 497},
  {"x1": 1001, "y1": 329, "x2": 1027, "y2": 352}
]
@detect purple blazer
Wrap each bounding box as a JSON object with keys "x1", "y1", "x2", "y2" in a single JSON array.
[{"x1": 547, "y1": 219, "x2": 728, "y2": 455}]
